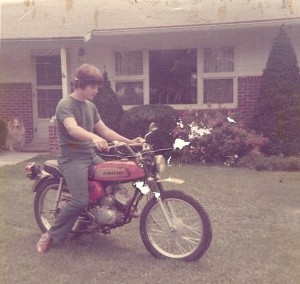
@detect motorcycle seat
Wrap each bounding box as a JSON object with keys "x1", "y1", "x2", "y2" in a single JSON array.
[{"x1": 44, "y1": 160, "x2": 63, "y2": 179}]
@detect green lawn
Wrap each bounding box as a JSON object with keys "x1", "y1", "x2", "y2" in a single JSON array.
[{"x1": 0, "y1": 154, "x2": 299, "y2": 284}]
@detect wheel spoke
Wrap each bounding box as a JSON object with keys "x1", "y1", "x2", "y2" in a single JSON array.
[
  {"x1": 174, "y1": 239, "x2": 188, "y2": 254},
  {"x1": 180, "y1": 221, "x2": 203, "y2": 235},
  {"x1": 149, "y1": 215, "x2": 168, "y2": 230},
  {"x1": 148, "y1": 228, "x2": 168, "y2": 237},
  {"x1": 182, "y1": 235, "x2": 201, "y2": 245}
]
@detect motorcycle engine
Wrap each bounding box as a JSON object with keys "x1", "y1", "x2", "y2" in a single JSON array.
[
  {"x1": 89, "y1": 195, "x2": 124, "y2": 225},
  {"x1": 89, "y1": 186, "x2": 134, "y2": 226},
  {"x1": 114, "y1": 187, "x2": 133, "y2": 209}
]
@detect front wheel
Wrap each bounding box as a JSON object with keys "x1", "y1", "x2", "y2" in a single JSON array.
[{"x1": 140, "y1": 190, "x2": 212, "y2": 261}]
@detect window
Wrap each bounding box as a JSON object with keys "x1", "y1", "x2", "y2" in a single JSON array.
[
  {"x1": 113, "y1": 47, "x2": 236, "y2": 108},
  {"x1": 35, "y1": 56, "x2": 62, "y2": 118},
  {"x1": 116, "y1": 81, "x2": 144, "y2": 105},
  {"x1": 115, "y1": 51, "x2": 143, "y2": 76},
  {"x1": 203, "y1": 79, "x2": 233, "y2": 104},
  {"x1": 202, "y1": 47, "x2": 235, "y2": 105},
  {"x1": 114, "y1": 51, "x2": 144, "y2": 105},
  {"x1": 36, "y1": 56, "x2": 62, "y2": 85},
  {"x1": 37, "y1": 89, "x2": 62, "y2": 118},
  {"x1": 149, "y1": 49, "x2": 197, "y2": 104},
  {"x1": 204, "y1": 47, "x2": 234, "y2": 73}
]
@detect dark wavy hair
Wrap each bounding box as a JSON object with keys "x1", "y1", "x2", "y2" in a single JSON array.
[{"x1": 73, "y1": 64, "x2": 103, "y2": 89}]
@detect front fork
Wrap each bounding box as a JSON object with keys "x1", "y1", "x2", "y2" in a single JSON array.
[{"x1": 147, "y1": 177, "x2": 175, "y2": 231}]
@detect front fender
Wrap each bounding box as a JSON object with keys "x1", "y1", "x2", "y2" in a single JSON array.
[
  {"x1": 32, "y1": 171, "x2": 52, "y2": 193},
  {"x1": 157, "y1": 177, "x2": 185, "y2": 184}
]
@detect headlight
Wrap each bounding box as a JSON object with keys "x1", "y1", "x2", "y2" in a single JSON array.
[{"x1": 154, "y1": 155, "x2": 166, "y2": 173}]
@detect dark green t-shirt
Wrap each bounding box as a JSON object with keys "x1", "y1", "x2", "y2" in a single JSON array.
[{"x1": 55, "y1": 96, "x2": 100, "y2": 156}]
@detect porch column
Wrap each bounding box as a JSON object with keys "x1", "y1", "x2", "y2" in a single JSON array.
[{"x1": 60, "y1": 46, "x2": 69, "y2": 98}]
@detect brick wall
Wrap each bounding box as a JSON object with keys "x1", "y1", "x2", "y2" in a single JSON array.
[
  {"x1": 0, "y1": 83, "x2": 34, "y2": 144},
  {"x1": 237, "y1": 76, "x2": 261, "y2": 120},
  {"x1": 49, "y1": 122, "x2": 59, "y2": 153}
]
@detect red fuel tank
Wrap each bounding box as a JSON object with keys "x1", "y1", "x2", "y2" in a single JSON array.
[
  {"x1": 91, "y1": 160, "x2": 145, "y2": 182},
  {"x1": 88, "y1": 180, "x2": 105, "y2": 201}
]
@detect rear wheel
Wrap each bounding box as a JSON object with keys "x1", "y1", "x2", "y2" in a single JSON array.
[
  {"x1": 140, "y1": 190, "x2": 212, "y2": 261},
  {"x1": 34, "y1": 179, "x2": 70, "y2": 232}
]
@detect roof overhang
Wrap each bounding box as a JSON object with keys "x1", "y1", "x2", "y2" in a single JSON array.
[
  {"x1": 0, "y1": 36, "x2": 86, "y2": 43},
  {"x1": 89, "y1": 17, "x2": 300, "y2": 38}
]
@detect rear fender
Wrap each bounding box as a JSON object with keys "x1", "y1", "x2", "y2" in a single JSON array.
[{"x1": 32, "y1": 171, "x2": 54, "y2": 193}]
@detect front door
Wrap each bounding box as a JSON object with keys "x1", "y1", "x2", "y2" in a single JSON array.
[{"x1": 34, "y1": 55, "x2": 62, "y2": 139}]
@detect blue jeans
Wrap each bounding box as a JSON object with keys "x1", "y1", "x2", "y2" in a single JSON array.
[{"x1": 48, "y1": 153, "x2": 103, "y2": 243}]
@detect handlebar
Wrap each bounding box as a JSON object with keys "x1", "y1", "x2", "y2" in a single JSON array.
[
  {"x1": 99, "y1": 122, "x2": 157, "y2": 156},
  {"x1": 107, "y1": 141, "x2": 143, "y2": 149},
  {"x1": 106, "y1": 141, "x2": 145, "y2": 157}
]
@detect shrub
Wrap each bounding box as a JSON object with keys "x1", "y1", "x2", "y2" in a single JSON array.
[
  {"x1": 121, "y1": 104, "x2": 178, "y2": 151},
  {"x1": 0, "y1": 117, "x2": 8, "y2": 150},
  {"x1": 250, "y1": 27, "x2": 300, "y2": 156},
  {"x1": 239, "y1": 149, "x2": 300, "y2": 171},
  {"x1": 173, "y1": 111, "x2": 268, "y2": 164},
  {"x1": 93, "y1": 72, "x2": 124, "y2": 133}
]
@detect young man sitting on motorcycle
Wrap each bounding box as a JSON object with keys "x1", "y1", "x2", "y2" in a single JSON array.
[{"x1": 36, "y1": 64, "x2": 141, "y2": 253}]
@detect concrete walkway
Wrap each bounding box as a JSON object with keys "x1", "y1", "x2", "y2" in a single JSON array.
[
  {"x1": 0, "y1": 150, "x2": 42, "y2": 167},
  {"x1": 0, "y1": 139, "x2": 50, "y2": 167}
]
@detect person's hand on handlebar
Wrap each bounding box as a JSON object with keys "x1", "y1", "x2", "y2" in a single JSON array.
[
  {"x1": 92, "y1": 137, "x2": 109, "y2": 151},
  {"x1": 130, "y1": 137, "x2": 145, "y2": 144}
]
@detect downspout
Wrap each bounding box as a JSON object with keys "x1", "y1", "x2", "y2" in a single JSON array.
[{"x1": 60, "y1": 46, "x2": 69, "y2": 98}]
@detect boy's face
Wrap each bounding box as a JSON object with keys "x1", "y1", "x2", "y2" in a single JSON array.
[{"x1": 83, "y1": 84, "x2": 99, "y2": 100}]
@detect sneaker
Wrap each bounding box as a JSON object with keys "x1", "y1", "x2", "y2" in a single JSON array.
[{"x1": 36, "y1": 232, "x2": 52, "y2": 253}]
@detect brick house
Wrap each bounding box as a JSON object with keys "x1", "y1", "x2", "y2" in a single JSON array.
[{"x1": 0, "y1": 0, "x2": 300, "y2": 152}]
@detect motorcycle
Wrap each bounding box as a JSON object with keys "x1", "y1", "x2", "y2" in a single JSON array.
[{"x1": 25, "y1": 123, "x2": 212, "y2": 261}]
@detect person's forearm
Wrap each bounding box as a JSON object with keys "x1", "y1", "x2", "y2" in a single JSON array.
[
  {"x1": 100, "y1": 128, "x2": 132, "y2": 144},
  {"x1": 67, "y1": 125, "x2": 99, "y2": 141}
]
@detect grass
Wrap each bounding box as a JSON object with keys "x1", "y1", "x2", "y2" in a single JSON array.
[
  {"x1": 1, "y1": 154, "x2": 300, "y2": 284},
  {"x1": 238, "y1": 151, "x2": 300, "y2": 171}
]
